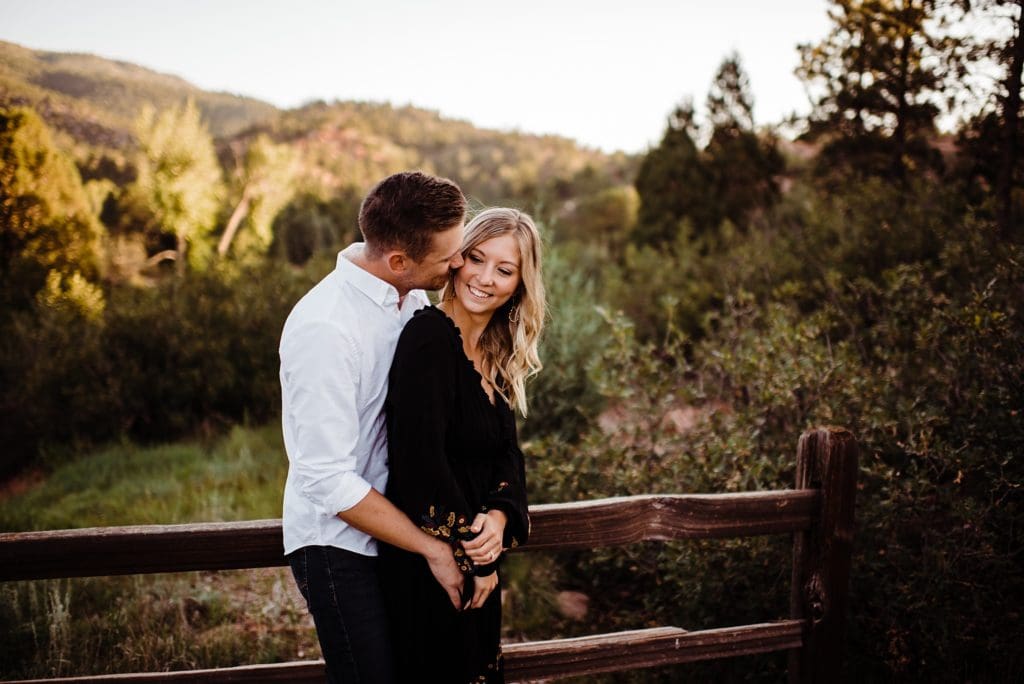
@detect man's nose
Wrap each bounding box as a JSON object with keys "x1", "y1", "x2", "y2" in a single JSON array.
[{"x1": 449, "y1": 252, "x2": 464, "y2": 268}]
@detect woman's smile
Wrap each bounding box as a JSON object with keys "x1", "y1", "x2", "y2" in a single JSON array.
[{"x1": 467, "y1": 283, "x2": 493, "y2": 300}]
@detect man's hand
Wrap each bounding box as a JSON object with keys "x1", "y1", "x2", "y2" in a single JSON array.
[
  {"x1": 336, "y1": 489, "x2": 465, "y2": 608},
  {"x1": 423, "y1": 537, "x2": 464, "y2": 609},
  {"x1": 467, "y1": 571, "x2": 498, "y2": 609},
  {"x1": 463, "y1": 509, "x2": 507, "y2": 565}
]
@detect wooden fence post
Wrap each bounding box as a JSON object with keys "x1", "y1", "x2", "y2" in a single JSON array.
[{"x1": 788, "y1": 426, "x2": 858, "y2": 684}]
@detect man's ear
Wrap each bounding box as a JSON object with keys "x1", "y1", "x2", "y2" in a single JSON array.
[{"x1": 385, "y1": 251, "x2": 409, "y2": 275}]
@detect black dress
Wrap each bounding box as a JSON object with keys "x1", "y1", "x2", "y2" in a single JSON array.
[{"x1": 380, "y1": 306, "x2": 530, "y2": 683}]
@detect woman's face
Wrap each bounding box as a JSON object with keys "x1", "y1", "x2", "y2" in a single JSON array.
[{"x1": 454, "y1": 233, "x2": 522, "y2": 317}]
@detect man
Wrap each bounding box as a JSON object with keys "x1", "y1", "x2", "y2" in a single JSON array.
[{"x1": 280, "y1": 171, "x2": 467, "y2": 683}]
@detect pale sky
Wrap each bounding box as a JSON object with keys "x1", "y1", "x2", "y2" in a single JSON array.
[{"x1": 0, "y1": 0, "x2": 831, "y2": 153}]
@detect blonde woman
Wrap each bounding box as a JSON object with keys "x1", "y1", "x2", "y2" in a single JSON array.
[{"x1": 380, "y1": 208, "x2": 545, "y2": 682}]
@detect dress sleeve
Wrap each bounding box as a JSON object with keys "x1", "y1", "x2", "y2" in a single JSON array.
[
  {"x1": 385, "y1": 312, "x2": 476, "y2": 575},
  {"x1": 484, "y1": 401, "x2": 530, "y2": 551}
]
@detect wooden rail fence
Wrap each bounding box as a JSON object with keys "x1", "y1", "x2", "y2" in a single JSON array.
[{"x1": 0, "y1": 426, "x2": 858, "y2": 683}]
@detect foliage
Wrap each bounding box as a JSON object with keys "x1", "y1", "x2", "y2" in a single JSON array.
[
  {"x1": 529, "y1": 182, "x2": 1024, "y2": 680},
  {"x1": 123, "y1": 100, "x2": 225, "y2": 272},
  {"x1": 217, "y1": 134, "x2": 299, "y2": 259},
  {"x1": 550, "y1": 185, "x2": 639, "y2": 257},
  {"x1": 0, "y1": 260, "x2": 319, "y2": 476},
  {"x1": 633, "y1": 56, "x2": 782, "y2": 247},
  {"x1": 633, "y1": 100, "x2": 707, "y2": 245},
  {"x1": 520, "y1": 246, "x2": 608, "y2": 442},
  {"x1": 269, "y1": 190, "x2": 363, "y2": 265},
  {"x1": 796, "y1": 0, "x2": 949, "y2": 179},
  {"x1": 0, "y1": 106, "x2": 105, "y2": 310}
]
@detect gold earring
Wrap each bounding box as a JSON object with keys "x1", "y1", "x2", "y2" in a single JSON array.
[{"x1": 509, "y1": 304, "x2": 520, "y2": 323}]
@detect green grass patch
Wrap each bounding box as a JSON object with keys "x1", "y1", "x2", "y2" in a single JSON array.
[{"x1": 0, "y1": 423, "x2": 287, "y2": 532}]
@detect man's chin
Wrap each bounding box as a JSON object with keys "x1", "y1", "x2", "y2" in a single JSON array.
[{"x1": 424, "y1": 276, "x2": 449, "y2": 291}]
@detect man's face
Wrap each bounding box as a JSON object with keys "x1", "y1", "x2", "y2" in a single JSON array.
[{"x1": 404, "y1": 222, "x2": 465, "y2": 291}]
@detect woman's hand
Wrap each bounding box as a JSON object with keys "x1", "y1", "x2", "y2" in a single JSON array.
[
  {"x1": 462, "y1": 509, "x2": 507, "y2": 565},
  {"x1": 467, "y1": 571, "x2": 498, "y2": 609}
]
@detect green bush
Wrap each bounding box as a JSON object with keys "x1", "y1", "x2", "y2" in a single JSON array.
[
  {"x1": 526, "y1": 210, "x2": 1023, "y2": 680},
  {"x1": 0, "y1": 260, "x2": 319, "y2": 475}
]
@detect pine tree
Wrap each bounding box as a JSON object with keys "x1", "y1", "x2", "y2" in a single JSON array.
[
  {"x1": 704, "y1": 54, "x2": 784, "y2": 232},
  {"x1": 797, "y1": 0, "x2": 945, "y2": 179},
  {"x1": 633, "y1": 100, "x2": 709, "y2": 245}
]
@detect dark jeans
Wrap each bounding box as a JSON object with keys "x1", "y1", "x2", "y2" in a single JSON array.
[{"x1": 288, "y1": 546, "x2": 395, "y2": 684}]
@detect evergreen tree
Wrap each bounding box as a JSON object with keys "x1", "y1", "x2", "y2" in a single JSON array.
[
  {"x1": 797, "y1": 0, "x2": 945, "y2": 179},
  {"x1": 950, "y1": 0, "x2": 1023, "y2": 238},
  {"x1": 0, "y1": 106, "x2": 105, "y2": 311},
  {"x1": 704, "y1": 54, "x2": 784, "y2": 231},
  {"x1": 633, "y1": 100, "x2": 710, "y2": 245}
]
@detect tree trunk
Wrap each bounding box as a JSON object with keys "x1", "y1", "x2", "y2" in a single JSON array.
[
  {"x1": 998, "y1": 0, "x2": 1024, "y2": 240},
  {"x1": 892, "y1": 33, "x2": 911, "y2": 181},
  {"x1": 175, "y1": 233, "x2": 187, "y2": 276},
  {"x1": 999, "y1": 1, "x2": 1024, "y2": 240},
  {"x1": 217, "y1": 188, "x2": 253, "y2": 257}
]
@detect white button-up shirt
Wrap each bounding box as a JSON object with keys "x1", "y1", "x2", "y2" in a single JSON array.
[{"x1": 280, "y1": 246, "x2": 428, "y2": 557}]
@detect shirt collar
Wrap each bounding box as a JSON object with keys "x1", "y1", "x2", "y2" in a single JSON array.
[{"x1": 335, "y1": 244, "x2": 402, "y2": 309}]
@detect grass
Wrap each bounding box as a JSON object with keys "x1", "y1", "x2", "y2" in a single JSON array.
[
  {"x1": 0, "y1": 423, "x2": 569, "y2": 679},
  {"x1": 0, "y1": 423, "x2": 289, "y2": 532},
  {"x1": 0, "y1": 424, "x2": 320, "y2": 679}
]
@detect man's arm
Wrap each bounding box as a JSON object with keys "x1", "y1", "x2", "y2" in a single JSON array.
[{"x1": 338, "y1": 489, "x2": 463, "y2": 608}]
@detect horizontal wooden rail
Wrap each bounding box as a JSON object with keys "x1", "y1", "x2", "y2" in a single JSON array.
[
  {"x1": 504, "y1": 619, "x2": 805, "y2": 679},
  {"x1": 0, "y1": 491, "x2": 818, "y2": 582},
  {"x1": 5, "y1": 620, "x2": 805, "y2": 683},
  {"x1": 527, "y1": 490, "x2": 819, "y2": 551}
]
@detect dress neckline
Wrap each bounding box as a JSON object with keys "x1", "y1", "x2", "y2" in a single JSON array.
[{"x1": 424, "y1": 305, "x2": 500, "y2": 409}]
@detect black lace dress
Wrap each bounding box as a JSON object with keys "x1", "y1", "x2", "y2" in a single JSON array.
[{"x1": 379, "y1": 306, "x2": 530, "y2": 683}]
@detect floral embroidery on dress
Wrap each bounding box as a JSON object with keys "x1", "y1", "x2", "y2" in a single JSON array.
[{"x1": 420, "y1": 504, "x2": 475, "y2": 574}]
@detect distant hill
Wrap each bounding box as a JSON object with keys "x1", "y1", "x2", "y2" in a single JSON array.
[
  {"x1": 0, "y1": 40, "x2": 636, "y2": 206},
  {"x1": 240, "y1": 100, "x2": 637, "y2": 205},
  {"x1": 0, "y1": 40, "x2": 278, "y2": 143}
]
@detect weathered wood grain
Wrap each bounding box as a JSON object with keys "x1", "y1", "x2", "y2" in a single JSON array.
[
  {"x1": 788, "y1": 426, "x2": 859, "y2": 684},
  {"x1": 5, "y1": 621, "x2": 805, "y2": 683},
  {"x1": 0, "y1": 491, "x2": 818, "y2": 581},
  {"x1": 525, "y1": 490, "x2": 819, "y2": 551},
  {"x1": 504, "y1": 620, "x2": 806, "y2": 679}
]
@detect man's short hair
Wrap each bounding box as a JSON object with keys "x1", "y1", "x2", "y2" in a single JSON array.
[{"x1": 358, "y1": 171, "x2": 467, "y2": 262}]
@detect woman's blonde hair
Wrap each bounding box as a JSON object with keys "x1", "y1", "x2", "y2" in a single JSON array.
[{"x1": 441, "y1": 207, "x2": 545, "y2": 416}]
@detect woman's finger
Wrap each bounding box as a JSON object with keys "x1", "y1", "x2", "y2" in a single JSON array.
[{"x1": 469, "y1": 512, "x2": 489, "y2": 534}]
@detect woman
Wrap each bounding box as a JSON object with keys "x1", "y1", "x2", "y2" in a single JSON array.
[{"x1": 380, "y1": 207, "x2": 545, "y2": 682}]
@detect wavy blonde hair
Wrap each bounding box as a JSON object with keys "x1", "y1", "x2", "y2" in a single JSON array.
[{"x1": 441, "y1": 207, "x2": 545, "y2": 416}]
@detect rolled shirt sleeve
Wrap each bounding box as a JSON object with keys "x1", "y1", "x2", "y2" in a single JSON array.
[{"x1": 281, "y1": 320, "x2": 371, "y2": 516}]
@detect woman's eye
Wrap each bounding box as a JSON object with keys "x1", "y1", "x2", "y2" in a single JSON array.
[
  {"x1": 469, "y1": 254, "x2": 483, "y2": 263},
  {"x1": 498, "y1": 269, "x2": 513, "y2": 277}
]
